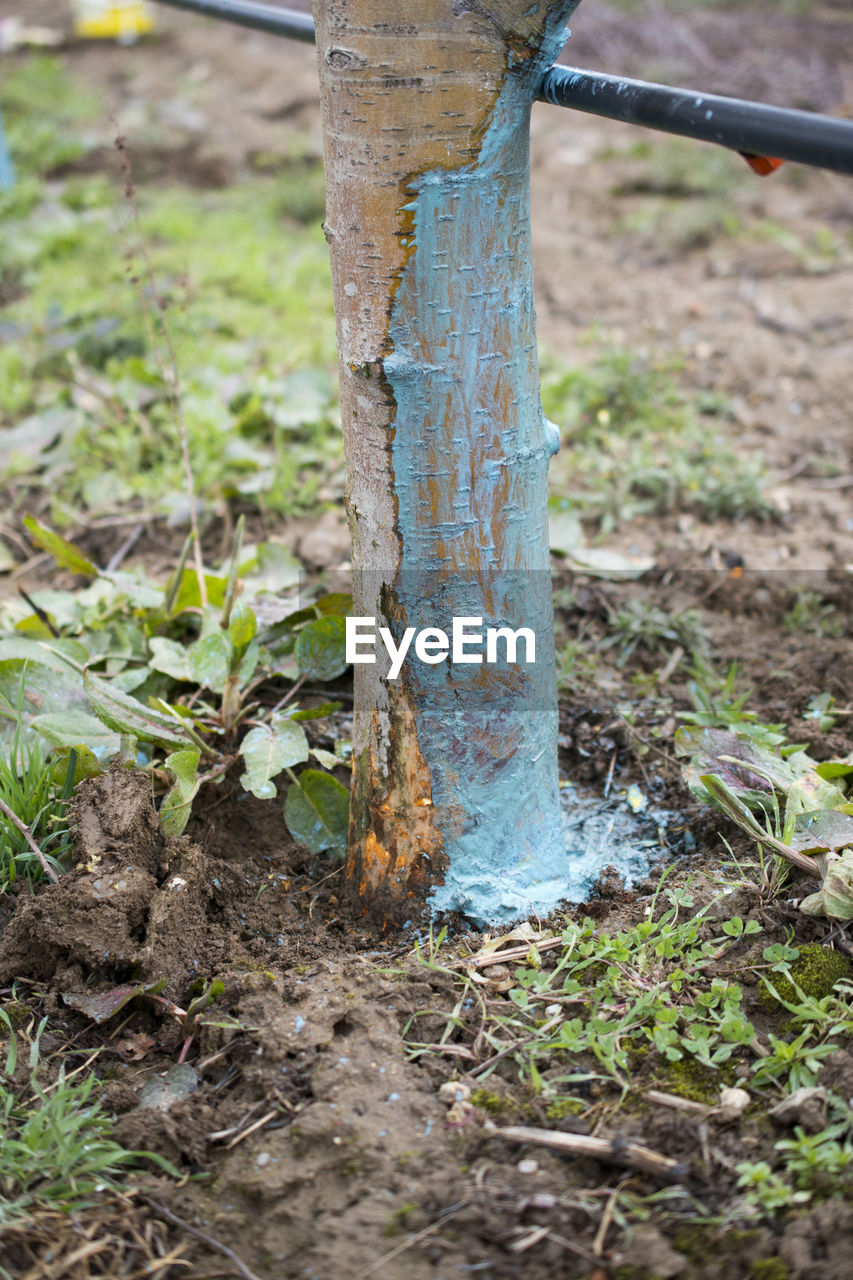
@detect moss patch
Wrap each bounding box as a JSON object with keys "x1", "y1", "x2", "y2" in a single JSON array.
[
  {"x1": 544, "y1": 1097, "x2": 586, "y2": 1120},
  {"x1": 658, "y1": 1055, "x2": 732, "y2": 1105},
  {"x1": 762, "y1": 944, "x2": 852, "y2": 1009},
  {"x1": 750, "y1": 1259, "x2": 791, "y2": 1280}
]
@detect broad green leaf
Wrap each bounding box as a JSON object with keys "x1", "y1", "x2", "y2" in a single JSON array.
[
  {"x1": 677, "y1": 726, "x2": 845, "y2": 814},
  {"x1": 314, "y1": 592, "x2": 353, "y2": 617},
  {"x1": 160, "y1": 748, "x2": 201, "y2": 837},
  {"x1": 48, "y1": 744, "x2": 104, "y2": 785},
  {"x1": 0, "y1": 636, "x2": 88, "y2": 674},
  {"x1": 295, "y1": 615, "x2": 348, "y2": 681},
  {"x1": 800, "y1": 850, "x2": 853, "y2": 921},
  {"x1": 100, "y1": 571, "x2": 163, "y2": 609},
  {"x1": 290, "y1": 701, "x2": 341, "y2": 722},
  {"x1": 284, "y1": 768, "x2": 349, "y2": 855},
  {"x1": 786, "y1": 772, "x2": 849, "y2": 818},
  {"x1": 311, "y1": 747, "x2": 344, "y2": 770},
  {"x1": 83, "y1": 670, "x2": 194, "y2": 749},
  {"x1": 10, "y1": 616, "x2": 55, "y2": 640},
  {"x1": 168, "y1": 569, "x2": 227, "y2": 616},
  {"x1": 0, "y1": 658, "x2": 91, "y2": 753},
  {"x1": 239, "y1": 714, "x2": 308, "y2": 799},
  {"x1": 279, "y1": 591, "x2": 353, "y2": 630},
  {"x1": 188, "y1": 630, "x2": 233, "y2": 694},
  {"x1": 31, "y1": 710, "x2": 121, "y2": 759},
  {"x1": 85, "y1": 620, "x2": 147, "y2": 666},
  {"x1": 148, "y1": 637, "x2": 193, "y2": 682},
  {"x1": 816, "y1": 759, "x2": 853, "y2": 780},
  {"x1": 228, "y1": 600, "x2": 257, "y2": 656},
  {"x1": 790, "y1": 810, "x2": 853, "y2": 855},
  {"x1": 23, "y1": 517, "x2": 99, "y2": 578},
  {"x1": 267, "y1": 651, "x2": 300, "y2": 682},
  {"x1": 235, "y1": 637, "x2": 260, "y2": 685},
  {"x1": 108, "y1": 668, "x2": 153, "y2": 695},
  {"x1": 239, "y1": 541, "x2": 301, "y2": 598}
]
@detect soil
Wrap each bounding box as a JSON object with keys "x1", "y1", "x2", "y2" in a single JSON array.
[{"x1": 1, "y1": 3, "x2": 853, "y2": 1279}]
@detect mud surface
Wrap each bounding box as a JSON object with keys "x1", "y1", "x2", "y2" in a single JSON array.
[{"x1": 1, "y1": 3, "x2": 853, "y2": 1279}]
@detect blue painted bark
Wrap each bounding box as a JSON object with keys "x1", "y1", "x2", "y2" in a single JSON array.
[{"x1": 313, "y1": 0, "x2": 581, "y2": 924}]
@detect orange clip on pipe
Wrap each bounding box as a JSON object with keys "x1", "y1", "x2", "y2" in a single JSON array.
[{"x1": 740, "y1": 153, "x2": 785, "y2": 176}]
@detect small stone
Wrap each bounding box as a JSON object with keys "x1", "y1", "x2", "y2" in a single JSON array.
[
  {"x1": 716, "y1": 1087, "x2": 751, "y2": 1122},
  {"x1": 439, "y1": 1081, "x2": 471, "y2": 1105},
  {"x1": 255, "y1": 1152, "x2": 271, "y2": 1168},
  {"x1": 446, "y1": 1100, "x2": 477, "y2": 1130},
  {"x1": 528, "y1": 1193, "x2": 557, "y2": 1209},
  {"x1": 517, "y1": 1159, "x2": 538, "y2": 1174}
]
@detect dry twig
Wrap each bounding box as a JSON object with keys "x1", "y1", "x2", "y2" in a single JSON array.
[
  {"x1": 114, "y1": 132, "x2": 207, "y2": 608},
  {"x1": 454, "y1": 937, "x2": 564, "y2": 971},
  {"x1": 494, "y1": 1125, "x2": 687, "y2": 1182},
  {"x1": 139, "y1": 1196, "x2": 262, "y2": 1280},
  {"x1": 0, "y1": 796, "x2": 59, "y2": 883},
  {"x1": 644, "y1": 1090, "x2": 711, "y2": 1117}
]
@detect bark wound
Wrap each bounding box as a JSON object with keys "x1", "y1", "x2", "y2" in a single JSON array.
[{"x1": 313, "y1": 0, "x2": 580, "y2": 923}]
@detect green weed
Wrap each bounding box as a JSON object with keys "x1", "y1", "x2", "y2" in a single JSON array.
[
  {"x1": 613, "y1": 137, "x2": 742, "y2": 200},
  {"x1": 1, "y1": 1070, "x2": 141, "y2": 1226},
  {"x1": 782, "y1": 591, "x2": 842, "y2": 639},
  {"x1": 679, "y1": 661, "x2": 789, "y2": 749},
  {"x1": 0, "y1": 679, "x2": 75, "y2": 890},
  {"x1": 0, "y1": 519, "x2": 351, "y2": 854},
  {"x1": 542, "y1": 350, "x2": 772, "y2": 534},
  {"x1": 0, "y1": 56, "x2": 339, "y2": 523},
  {"x1": 599, "y1": 599, "x2": 709, "y2": 667},
  {"x1": 0, "y1": 56, "x2": 97, "y2": 197},
  {"x1": 556, "y1": 629, "x2": 599, "y2": 690},
  {"x1": 676, "y1": 661, "x2": 853, "y2": 918},
  {"x1": 736, "y1": 1092, "x2": 853, "y2": 1218},
  {"x1": 0, "y1": 1019, "x2": 178, "y2": 1241},
  {"x1": 407, "y1": 876, "x2": 764, "y2": 1098}
]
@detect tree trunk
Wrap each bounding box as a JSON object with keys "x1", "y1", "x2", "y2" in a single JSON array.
[{"x1": 312, "y1": 0, "x2": 580, "y2": 925}]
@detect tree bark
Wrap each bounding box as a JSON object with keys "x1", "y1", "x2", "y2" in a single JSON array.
[{"x1": 313, "y1": 0, "x2": 580, "y2": 925}]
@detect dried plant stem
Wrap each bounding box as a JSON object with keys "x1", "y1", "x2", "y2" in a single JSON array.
[
  {"x1": 494, "y1": 1125, "x2": 686, "y2": 1182},
  {"x1": 114, "y1": 131, "x2": 207, "y2": 607},
  {"x1": 0, "y1": 796, "x2": 58, "y2": 883},
  {"x1": 139, "y1": 1196, "x2": 261, "y2": 1280}
]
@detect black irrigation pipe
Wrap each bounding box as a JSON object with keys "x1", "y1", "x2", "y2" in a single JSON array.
[
  {"x1": 539, "y1": 66, "x2": 853, "y2": 176},
  {"x1": 151, "y1": 0, "x2": 314, "y2": 41},
  {"x1": 151, "y1": 0, "x2": 853, "y2": 176}
]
